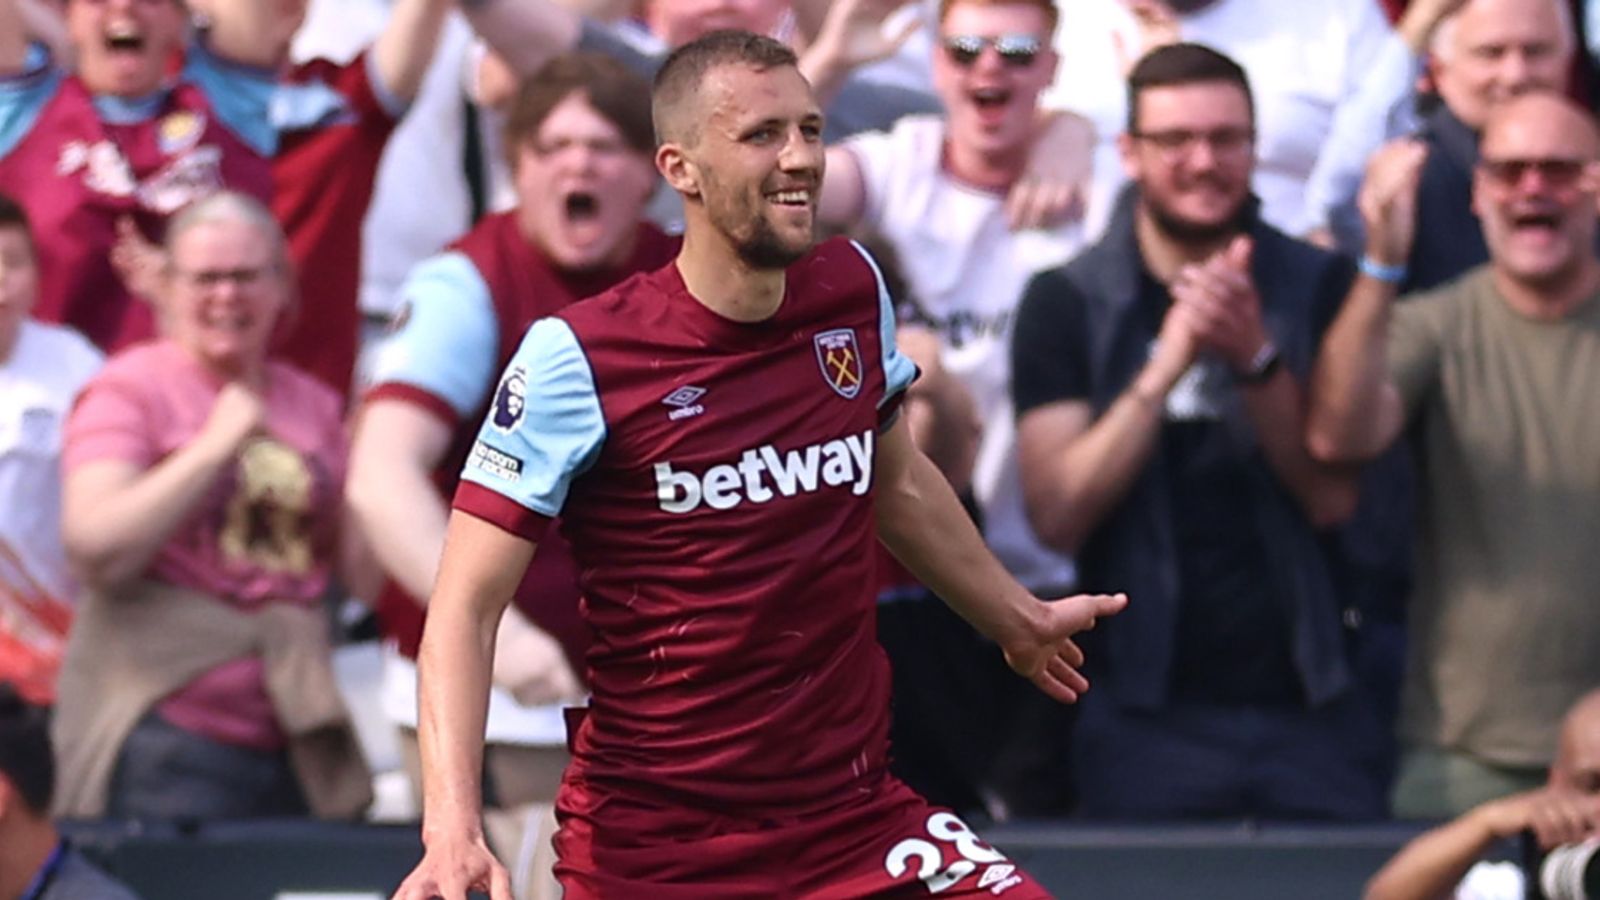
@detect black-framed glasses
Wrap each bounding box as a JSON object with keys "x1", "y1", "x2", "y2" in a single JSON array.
[
  {"x1": 1130, "y1": 127, "x2": 1256, "y2": 158},
  {"x1": 1477, "y1": 157, "x2": 1589, "y2": 191},
  {"x1": 941, "y1": 34, "x2": 1044, "y2": 69}
]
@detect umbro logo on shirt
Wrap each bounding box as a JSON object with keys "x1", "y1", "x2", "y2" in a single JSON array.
[
  {"x1": 653, "y1": 429, "x2": 875, "y2": 513},
  {"x1": 661, "y1": 385, "x2": 707, "y2": 421}
]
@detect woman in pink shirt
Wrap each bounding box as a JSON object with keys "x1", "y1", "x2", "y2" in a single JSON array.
[{"x1": 56, "y1": 191, "x2": 369, "y2": 821}]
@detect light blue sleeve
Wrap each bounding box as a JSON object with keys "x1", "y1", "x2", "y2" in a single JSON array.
[
  {"x1": 367, "y1": 252, "x2": 501, "y2": 419},
  {"x1": 0, "y1": 44, "x2": 61, "y2": 159},
  {"x1": 181, "y1": 35, "x2": 277, "y2": 155},
  {"x1": 459, "y1": 318, "x2": 608, "y2": 518},
  {"x1": 1303, "y1": 4, "x2": 1421, "y2": 233},
  {"x1": 849, "y1": 240, "x2": 917, "y2": 409}
]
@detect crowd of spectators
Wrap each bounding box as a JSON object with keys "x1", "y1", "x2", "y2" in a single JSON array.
[{"x1": 6, "y1": 0, "x2": 1600, "y2": 895}]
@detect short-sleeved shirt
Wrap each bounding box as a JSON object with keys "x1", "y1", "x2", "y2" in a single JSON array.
[
  {"x1": 62, "y1": 341, "x2": 347, "y2": 749},
  {"x1": 0, "y1": 42, "x2": 276, "y2": 351},
  {"x1": 1388, "y1": 268, "x2": 1600, "y2": 766},
  {"x1": 844, "y1": 113, "x2": 1083, "y2": 593},
  {"x1": 454, "y1": 238, "x2": 915, "y2": 828}
]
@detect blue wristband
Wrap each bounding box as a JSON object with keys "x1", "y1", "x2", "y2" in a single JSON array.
[{"x1": 1358, "y1": 255, "x2": 1408, "y2": 285}]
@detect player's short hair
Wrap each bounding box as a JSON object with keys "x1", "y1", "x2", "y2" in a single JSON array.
[
  {"x1": 503, "y1": 52, "x2": 655, "y2": 167},
  {"x1": 0, "y1": 683, "x2": 54, "y2": 815},
  {"x1": 652, "y1": 29, "x2": 799, "y2": 146},
  {"x1": 0, "y1": 193, "x2": 33, "y2": 246},
  {"x1": 1126, "y1": 42, "x2": 1254, "y2": 133},
  {"x1": 164, "y1": 191, "x2": 289, "y2": 272},
  {"x1": 937, "y1": 0, "x2": 1059, "y2": 37}
]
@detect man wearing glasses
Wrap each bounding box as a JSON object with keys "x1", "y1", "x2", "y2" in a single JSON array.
[
  {"x1": 816, "y1": 0, "x2": 1083, "y2": 819},
  {"x1": 1011, "y1": 43, "x2": 1386, "y2": 821},
  {"x1": 1309, "y1": 91, "x2": 1600, "y2": 822}
]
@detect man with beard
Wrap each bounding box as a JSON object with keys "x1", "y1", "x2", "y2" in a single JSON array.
[
  {"x1": 348, "y1": 54, "x2": 676, "y2": 900},
  {"x1": 1011, "y1": 43, "x2": 1386, "y2": 821},
  {"x1": 393, "y1": 30, "x2": 1126, "y2": 899},
  {"x1": 1044, "y1": 0, "x2": 1465, "y2": 240},
  {"x1": 1309, "y1": 92, "x2": 1600, "y2": 820}
]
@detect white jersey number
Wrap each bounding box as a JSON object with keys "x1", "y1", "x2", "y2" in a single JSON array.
[{"x1": 884, "y1": 812, "x2": 1008, "y2": 894}]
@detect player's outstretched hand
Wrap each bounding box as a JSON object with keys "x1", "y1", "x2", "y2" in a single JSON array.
[
  {"x1": 1003, "y1": 593, "x2": 1128, "y2": 704},
  {"x1": 392, "y1": 835, "x2": 512, "y2": 900}
]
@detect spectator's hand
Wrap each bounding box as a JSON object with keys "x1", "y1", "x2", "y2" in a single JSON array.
[
  {"x1": 1171, "y1": 236, "x2": 1270, "y2": 374},
  {"x1": 1002, "y1": 593, "x2": 1128, "y2": 704},
  {"x1": 492, "y1": 609, "x2": 583, "y2": 708},
  {"x1": 808, "y1": 0, "x2": 921, "y2": 74},
  {"x1": 1112, "y1": 0, "x2": 1181, "y2": 76},
  {"x1": 392, "y1": 834, "x2": 512, "y2": 900},
  {"x1": 111, "y1": 217, "x2": 166, "y2": 306},
  {"x1": 1007, "y1": 111, "x2": 1095, "y2": 230},
  {"x1": 197, "y1": 382, "x2": 266, "y2": 461},
  {"x1": 1357, "y1": 139, "x2": 1428, "y2": 268},
  {"x1": 1145, "y1": 271, "x2": 1202, "y2": 388}
]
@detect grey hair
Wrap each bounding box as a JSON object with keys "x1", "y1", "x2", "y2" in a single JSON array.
[
  {"x1": 1432, "y1": 0, "x2": 1576, "y2": 62},
  {"x1": 163, "y1": 190, "x2": 290, "y2": 270}
]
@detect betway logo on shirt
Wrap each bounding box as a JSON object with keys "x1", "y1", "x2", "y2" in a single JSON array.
[{"x1": 654, "y1": 429, "x2": 875, "y2": 514}]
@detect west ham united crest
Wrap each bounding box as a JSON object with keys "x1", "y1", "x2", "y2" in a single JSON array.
[{"x1": 814, "y1": 329, "x2": 863, "y2": 399}]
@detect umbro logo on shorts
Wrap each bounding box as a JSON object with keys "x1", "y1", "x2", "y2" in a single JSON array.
[{"x1": 653, "y1": 429, "x2": 874, "y2": 513}]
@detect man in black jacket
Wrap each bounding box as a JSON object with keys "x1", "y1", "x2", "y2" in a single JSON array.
[{"x1": 1012, "y1": 43, "x2": 1386, "y2": 820}]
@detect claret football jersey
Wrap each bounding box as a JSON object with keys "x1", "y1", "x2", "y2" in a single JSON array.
[{"x1": 454, "y1": 237, "x2": 916, "y2": 819}]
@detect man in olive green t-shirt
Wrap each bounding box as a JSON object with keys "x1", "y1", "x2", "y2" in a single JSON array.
[{"x1": 1309, "y1": 91, "x2": 1600, "y2": 820}]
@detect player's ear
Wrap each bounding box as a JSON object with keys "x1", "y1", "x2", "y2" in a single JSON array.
[{"x1": 657, "y1": 143, "x2": 701, "y2": 199}]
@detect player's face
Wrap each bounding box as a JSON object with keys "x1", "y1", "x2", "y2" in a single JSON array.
[
  {"x1": 68, "y1": 0, "x2": 187, "y2": 99},
  {"x1": 0, "y1": 227, "x2": 39, "y2": 361},
  {"x1": 1472, "y1": 101, "x2": 1600, "y2": 291},
  {"x1": 164, "y1": 218, "x2": 290, "y2": 377},
  {"x1": 932, "y1": 2, "x2": 1058, "y2": 162},
  {"x1": 1433, "y1": 0, "x2": 1570, "y2": 131},
  {"x1": 687, "y1": 63, "x2": 824, "y2": 270},
  {"x1": 514, "y1": 93, "x2": 657, "y2": 273},
  {"x1": 644, "y1": 0, "x2": 789, "y2": 47},
  {"x1": 1119, "y1": 80, "x2": 1254, "y2": 243}
]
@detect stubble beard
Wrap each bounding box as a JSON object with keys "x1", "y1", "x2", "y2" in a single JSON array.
[{"x1": 1144, "y1": 189, "x2": 1250, "y2": 246}]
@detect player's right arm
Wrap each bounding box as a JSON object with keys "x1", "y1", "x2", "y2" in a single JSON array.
[
  {"x1": 1011, "y1": 268, "x2": 1198, "y2": 555},
  {"x1": 393, "y1": 511, "x2": 529, "y2": 900}
]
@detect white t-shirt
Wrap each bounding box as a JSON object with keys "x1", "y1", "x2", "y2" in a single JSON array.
[
  {"x1": 846, "y1": 114, "x2": 1083, "y2": 592},
  {"x1": 1044, "y1": 0, "x2": 1407, "y2": 238},
  {"x1": 0, "y1": 320, "x2": 102, "y2": 601},
  {"x1": 1455, "y1": 860, "x2": 1524, "y2": 900}
]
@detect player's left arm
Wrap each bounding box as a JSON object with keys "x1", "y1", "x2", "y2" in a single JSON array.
[{"x1": 874, "y1": 416, "x2": 1126, "y2": 703}]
